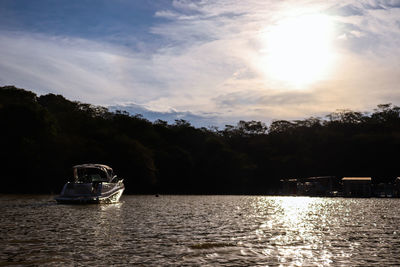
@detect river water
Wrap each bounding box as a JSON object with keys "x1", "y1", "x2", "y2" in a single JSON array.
[{"x1": 1, "y1": 195, "x2": 400, "y2": 266}]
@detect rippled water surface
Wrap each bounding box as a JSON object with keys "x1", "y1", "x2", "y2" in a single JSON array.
[{"x1": 1, "y1": 195, "x2": 400, "y2": 266}]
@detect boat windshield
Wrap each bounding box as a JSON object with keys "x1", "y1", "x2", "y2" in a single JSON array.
[{"x1": 74, "y1": 167, "x2": 109, "y2": 183}]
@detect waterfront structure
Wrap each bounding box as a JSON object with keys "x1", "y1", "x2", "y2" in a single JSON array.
[
  {"x1": 373, "y1": 182, "x2": 394, "y2": 197},
  {"x1": 297, "y1": 176, "x2": 338, "y2": 196},
  {"x1": 281, "y1": 176, "x2": 339, "y2": 196},
  {"x1": 394, "y1": 177, "x2": 400, "y2": 197},
  {"x1": 280, "y1": 178, "x2": 297, "y2": 195},
  {"x1": 342, "y1": 177, "x2": 372, "y2": 197}
]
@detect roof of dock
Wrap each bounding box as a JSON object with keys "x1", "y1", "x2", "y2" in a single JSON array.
[{"x1": 342, "y1": 177, "x2": 371, "y2": 181}]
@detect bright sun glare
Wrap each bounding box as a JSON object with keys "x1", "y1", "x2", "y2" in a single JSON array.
[{"x1": 261, "y1": 13, "x2": 335, "y2": 88}]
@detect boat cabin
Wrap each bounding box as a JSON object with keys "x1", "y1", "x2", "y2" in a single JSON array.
[{"x1": 73, "y1": 164, "x2": 115, "y2": 183}]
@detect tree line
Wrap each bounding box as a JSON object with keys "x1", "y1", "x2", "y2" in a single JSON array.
[{"x1": 1, "y1": 85, "x2": 399, "y2": 194}]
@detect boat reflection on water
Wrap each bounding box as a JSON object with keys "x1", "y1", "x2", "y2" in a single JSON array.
[{"x1": 55, "y1": 164, "x2": 124, "y2": 204}]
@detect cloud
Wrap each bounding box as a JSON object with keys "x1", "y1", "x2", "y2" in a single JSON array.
[
  {"x1": 108, "y1": 103, "x2": 222, "y2": 128},
  {"x1": 1, "y1": 0, "x2": 400, "y2": 126},
  {"x1": 0, "y1": 32, "x2": 156, "y2": 105},
  {"x1": 154, "y1": 10, "x2": 182, "y2": 20},
  {"x1": 380, "y1": 0, "x2": 400, "y2": 8},
  {"x1": 327, "y1": 4, "x2": 365, "y2": 16}
]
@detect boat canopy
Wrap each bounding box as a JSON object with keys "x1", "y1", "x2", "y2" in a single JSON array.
[
  {"x1": 73, "y1": 164, "x2": 113, "y2": 171},
  {"x1": 73, "y1": 164, "x2": 114, "y2": 183}
]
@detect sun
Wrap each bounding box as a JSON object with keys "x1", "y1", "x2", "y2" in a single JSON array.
[{"x1": 260, "y1": 13, "x2": 335, "y2": 88}]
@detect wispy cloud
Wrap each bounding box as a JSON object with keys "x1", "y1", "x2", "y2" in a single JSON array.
[
  {"x1": 0, "y1": 32, "x2": 150, "y2": 104},
  {"x1": 108, "y1": 102, "x2": 222, "y2": 128}
]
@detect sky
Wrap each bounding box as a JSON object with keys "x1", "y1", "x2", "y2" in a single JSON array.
[{"x1": 1, "y1": 0, "x2": 400, "y2": 127}]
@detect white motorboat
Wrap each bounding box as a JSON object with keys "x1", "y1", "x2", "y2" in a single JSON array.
[{"x1": 55, "y1": 164, "x2": 124, "y2": 204}]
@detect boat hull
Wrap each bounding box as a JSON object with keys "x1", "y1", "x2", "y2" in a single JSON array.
[{"x1": 55, "y1": 182, "x2": 124, "y2": 204}]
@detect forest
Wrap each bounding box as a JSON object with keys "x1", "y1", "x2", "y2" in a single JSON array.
[{"x1": 1, "y1": 85, "x2": 400, "y2": 194}]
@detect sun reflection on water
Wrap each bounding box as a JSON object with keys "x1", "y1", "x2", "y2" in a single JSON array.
[
  {"x1": 254, "y1": 197, "x2": 334, "y2": 266},
  {"x1": 2, "y1": 196, "x2": 400, "y2": 265}
]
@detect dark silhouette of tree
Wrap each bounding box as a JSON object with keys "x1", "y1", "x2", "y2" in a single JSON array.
[{"x1": 1, "y1": 85, "x2": 400, "y2": 194}]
